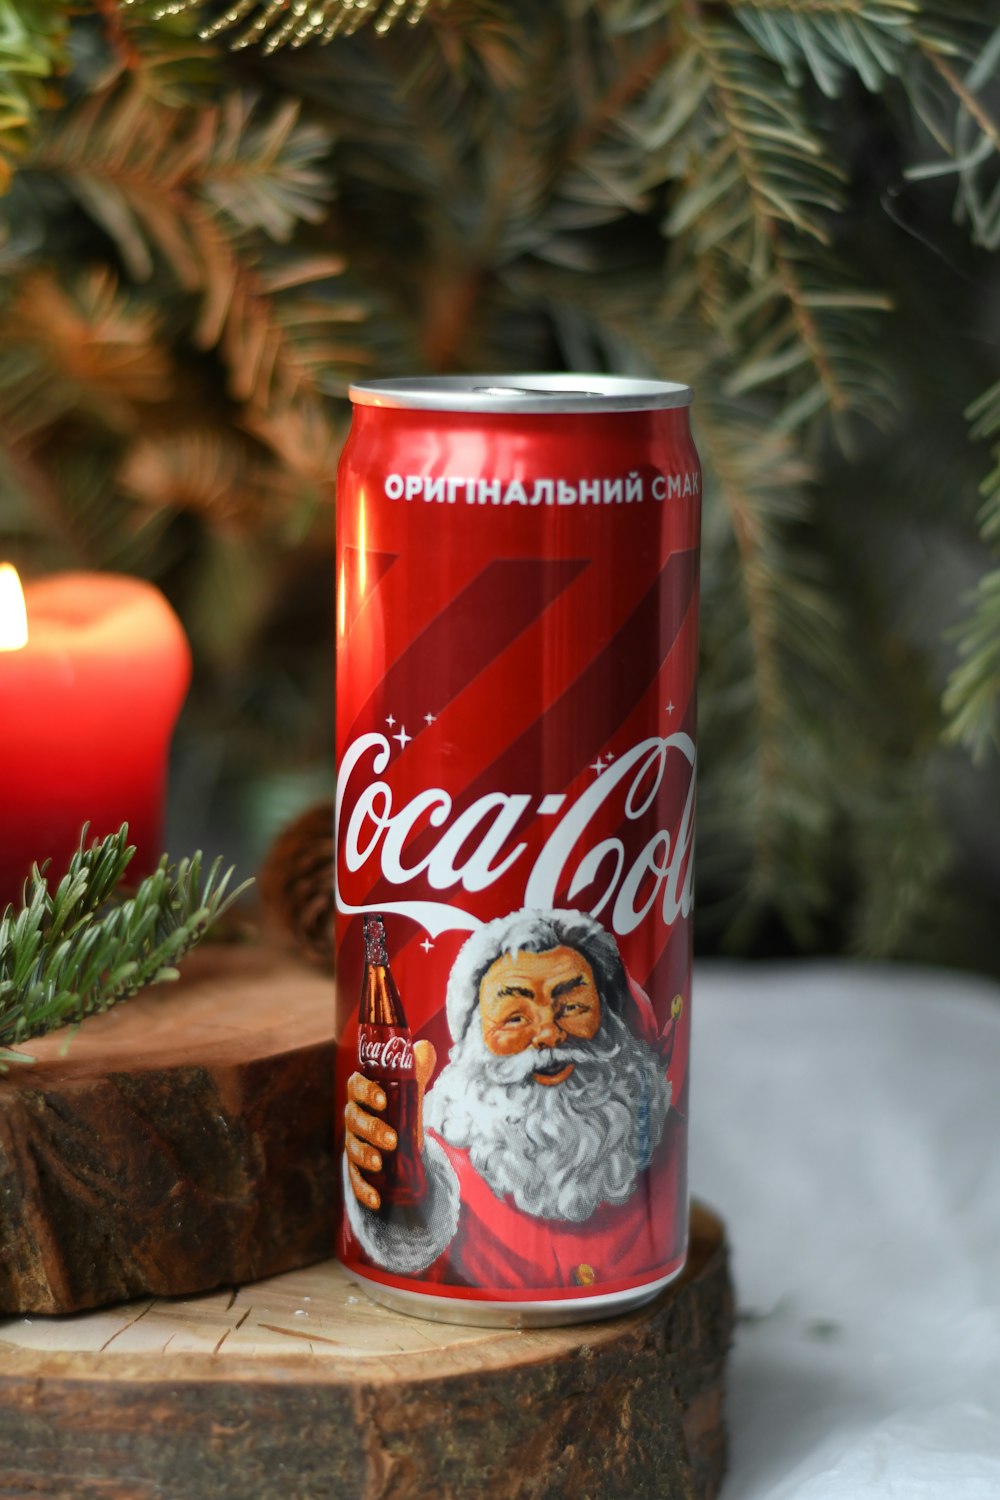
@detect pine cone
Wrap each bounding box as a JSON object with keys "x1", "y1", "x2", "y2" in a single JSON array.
[{"x1": 258, "y1": 803, "x2": 335, "y2": 969}]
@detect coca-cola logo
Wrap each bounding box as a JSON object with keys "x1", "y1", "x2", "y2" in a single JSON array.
[
  {"x1": 359, "y1": 1029, "x2": 415, "y2": 1073},
  {"x1": 337, "y1": 732, "x2": 695, "y2": 940}
]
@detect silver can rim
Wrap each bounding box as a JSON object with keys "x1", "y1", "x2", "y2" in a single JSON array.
[{"x1": 348, "y1": 373, "x2": 693, "y2": 414}]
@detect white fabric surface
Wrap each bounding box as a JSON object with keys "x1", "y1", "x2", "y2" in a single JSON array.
[{"x1": 690, "y1": 962, "x2": 1000, "y2": 1500}]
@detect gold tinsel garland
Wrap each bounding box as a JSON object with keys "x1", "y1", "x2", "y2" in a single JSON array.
[{"x1": 123, "y1": 0, "x2": 437, "y2": 52}]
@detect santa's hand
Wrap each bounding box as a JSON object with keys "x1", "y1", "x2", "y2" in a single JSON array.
[
  {"x1": 345, "y1": 1072, "x2": 393, "y2": 1211},
  {"x1": 345, "y1": 1040, "x2": 437, "y2": 1212}
]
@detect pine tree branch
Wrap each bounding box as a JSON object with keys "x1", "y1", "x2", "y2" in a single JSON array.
[
  {"x1": 94, "y1": 0, "x2": 145, "y2": 71},
  {"x1": 847, "y1": 761, "x2": 951, "y2": 958},
  {"x1": 6, "y1": 267, "x2": 174, "y2": 423},
  {"x1": 27, "y1": 86, "x2": 361, "y2": 412},
  {"x1": 672, "y1": 4, "x2": 892, "y2": 427},
  {"x1": 906, "y1": 26, "x2": 1000, "y2": 248},
  {"x1": 920, "y1": 42, "x2": 1000, "y2": 155},
  {"x1": 186, "y1": 202, "x2": 353, "y2": 406},
  {"x1": 695, "y1": 397, "x2": 823, "y2": 776},
  {"x1": 120, "y1": 427, "x2": 274, "y2": 529},
  {"x1": 0, "y1": 0, "x2": 69, "y2": 189},
  {"x1": 0, "y1": 826, "x2": 250, "y2": 1067},
  {"x1": 708, "y1": 424, "x2": 787, "y2": 792},
  {"x1": 730, "y1": 0, "x2": 925, "y2": 95},
  {"x1": 944, "y1": 379, "x2": 1000, "y2": 761},
  {"x1": 943, "y1": 567, "x2": 1000, "y2": 762},
  {"x1": 682, "y1": 5, "x2": 833, "y2": 244},
  {"x1": 1, "y1": 441, "x2": 105, "y2": 567},
  {"x1": 419, "y1": 15, "x2": 578, "y2": 367},
  {"x1": 769, "y1": 251, "x2": 847, "y2": 415},
  {"x1": 733, "y1": 1, "x2": 904, "y2": 11},
  {"x1": 566, "y1": 28, "x2": 676, "y2": 166}
]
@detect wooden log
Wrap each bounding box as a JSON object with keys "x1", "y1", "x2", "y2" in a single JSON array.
[
  {"x1": 0, "y1": 945, "x2": 335, "y2": 1315},
  {"x1": 0, "y1": 1204, "x2": 733, "y2": 1500}
]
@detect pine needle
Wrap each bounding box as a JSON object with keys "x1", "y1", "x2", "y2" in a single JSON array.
[
  {"x1": 0, "y1": 826, "x2": 251, "y2": 1068},
  {"x1": 0, "y1": 0, "x2": 68, "y2": 191},
  {"x1": 669, "y1": 7, "x2": 894, "y2": 433},
  {"x1": 944, "y1": 379, "x2": 1000, "y2": 760}
]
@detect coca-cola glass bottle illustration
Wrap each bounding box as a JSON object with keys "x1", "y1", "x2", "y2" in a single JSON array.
[{"x1": 357, "y1": 913, "x2": 428, "y2": 1212}]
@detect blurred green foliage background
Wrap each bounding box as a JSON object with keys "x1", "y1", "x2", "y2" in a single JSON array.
[{"x1": 1, "y1": 0, "x2": 999, "y2": 969}]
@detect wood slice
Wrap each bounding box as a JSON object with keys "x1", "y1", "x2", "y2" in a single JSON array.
[
  {"x1": 0, "y1": 1203, "x2": 732, "y2": 1500},
  {"x1": 0, "y1": 945, "x2": 335, "y2": 1316}
]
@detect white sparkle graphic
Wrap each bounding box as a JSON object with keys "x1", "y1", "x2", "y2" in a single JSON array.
[
  {"x1": 420, "y1": 937, "x2": 434, "y2": 953},
  {"x1": 393, "y1": 725, "x2": 412, "y2": 750},
  {"x1": 665, "y1": 701, "x2": 675, "y2": 715},
  {"x1": 424, "y1": 712, "x2": 437, "y2": 726},
  {"x1": 591, "y1": 755, "x2": 607, "y2": 774},
  {"x1": 386, "y1": 712, "x2": 396, "y2": 727},
  {"x1": 605, "y1": 750, "x2": 615, "y2": 761}
]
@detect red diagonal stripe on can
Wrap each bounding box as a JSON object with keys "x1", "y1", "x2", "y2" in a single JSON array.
[
  {"x1": 350, "y1": 548, "x2": 697, "y2": 916},
  {"x1": 343, "y1": 557, "x2": 588, "y2": 751},
  {"x1": 481, "y1": 549, "x2": 696, "y2": 797},
  {"x1": 337, "y1": 544, "x2": 486, "y2": 733},
  {"x1": 406, "y1": 540, "x2": 671, "y2": 790}
]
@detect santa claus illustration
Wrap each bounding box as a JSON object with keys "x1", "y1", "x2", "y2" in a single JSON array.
[{"x1": 343, "y1": 908, "x2": 686, "y2": 1292}]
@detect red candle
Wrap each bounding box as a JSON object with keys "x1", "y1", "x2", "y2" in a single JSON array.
[{"x1": 0, "y1": 567, "x2": 191, "y2": 910}]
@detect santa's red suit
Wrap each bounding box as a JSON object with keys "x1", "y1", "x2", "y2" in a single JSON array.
[
  {"x1": 343, "y1": 1097, "x2": 687, "y2": 1299},
  {"x1": 422, "y1": 1107, "x2": 687, "y2": 1294}
]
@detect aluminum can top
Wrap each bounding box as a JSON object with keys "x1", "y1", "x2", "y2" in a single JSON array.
[{"x1": 348, "y1": 373, "x2": 692, "y2": 414}]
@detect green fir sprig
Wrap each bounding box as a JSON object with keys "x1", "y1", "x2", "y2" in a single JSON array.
[{"x1": 0, "y1": 826, "x2": 249, "y2": 1068}]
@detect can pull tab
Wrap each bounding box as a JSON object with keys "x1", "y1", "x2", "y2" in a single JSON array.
[{"x1": 472, "y1": 385, "x2": 605, "y2": 398}]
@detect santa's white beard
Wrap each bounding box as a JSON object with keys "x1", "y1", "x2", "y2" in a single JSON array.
[{"x1": 422, "y1": 1009, "x2": 671, "y2": 1223}]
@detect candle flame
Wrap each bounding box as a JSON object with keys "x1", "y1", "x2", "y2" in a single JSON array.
[{"x1": 0, "y1": 564, "x2": 28, "y2": 651}]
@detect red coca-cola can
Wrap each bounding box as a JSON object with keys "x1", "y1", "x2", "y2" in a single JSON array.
[{"x1": 335, "y1": 375, "x2": 700, "y2": 1326}]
